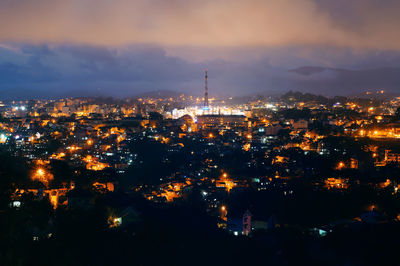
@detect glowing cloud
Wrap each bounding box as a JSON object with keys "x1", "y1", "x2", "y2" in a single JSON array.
[{"x1": 0, "y1": 0, "x2": 399, "y2": 50}]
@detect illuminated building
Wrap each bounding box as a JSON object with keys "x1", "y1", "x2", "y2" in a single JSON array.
[
  {"x1": 216, "y1": 173, "x2": 237, "y2": 192},
  {"x1": 291, "y1": 119, "x2": 308, "y2": 130},
  {"x1": 324, "y1": 178, "x2": 349, "y2": 190},
  {"x1": 197, "y1": 114, "x2": 246, "y2": 127},
  {"x1": 242, "y1": 210, "x2": 252, "y2": 236},
  {"x1": 384, "y1": 150, "x2": 400, "y2": 164}
]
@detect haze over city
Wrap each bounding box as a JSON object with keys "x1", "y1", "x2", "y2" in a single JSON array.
[{"x1": 1, "y1": 0, "x2": 400, "y2": 98}]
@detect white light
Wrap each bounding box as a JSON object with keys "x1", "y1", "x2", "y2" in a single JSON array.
[
  {"x1": 12, "y1": 201, "x2": 21, "y2": 208},
  {"x1": 0, "y1": 134, "x2": 7, "y2": 143}
]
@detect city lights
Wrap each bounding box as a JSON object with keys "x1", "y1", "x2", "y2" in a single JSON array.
[{"x1": 1, "y1": 0, "x2": 400, "y2": 263}]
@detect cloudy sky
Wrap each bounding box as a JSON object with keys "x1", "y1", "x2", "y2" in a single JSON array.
[{"x1": 1, "y1": 0, "x2": 400, "y2": 98}]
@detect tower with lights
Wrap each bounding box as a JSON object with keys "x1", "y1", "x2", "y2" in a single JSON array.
[{"x1": 203, "y1": 69, "x2": 210, "y2": 112}]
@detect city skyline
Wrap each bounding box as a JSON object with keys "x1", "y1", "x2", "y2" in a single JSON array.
[{"x1": 1, "y1": 0, "x2": 400, "y2": 98}]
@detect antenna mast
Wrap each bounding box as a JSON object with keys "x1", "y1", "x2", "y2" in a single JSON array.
[{"x1": 204, "y1": 69, "x2": 209, "y2": 111}]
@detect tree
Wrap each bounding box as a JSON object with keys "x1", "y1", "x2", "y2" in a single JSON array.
[
  {"x1": 277, "y1": 128, "x2": 291, "y2": 143},
  {"x1": 395, "y1": 107, "x2": 400, "y2": 120},
  {"x1": 148, "y1": 112, "x2": 163, "y2": 121}
]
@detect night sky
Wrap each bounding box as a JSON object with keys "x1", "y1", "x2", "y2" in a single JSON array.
[{"x1": 1, "y1": 0, "x2": 400, "y2": 98}]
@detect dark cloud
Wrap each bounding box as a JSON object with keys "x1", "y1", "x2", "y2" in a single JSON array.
[
  {"x1": 0, "y1": 44, "x2": 202, "y2": 98},
  {"x1": 0, "y1": 44, "x2": 400, "y2": 99}
]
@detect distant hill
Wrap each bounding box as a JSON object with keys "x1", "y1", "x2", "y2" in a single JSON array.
[
  {"x1": 290, "y1": 66, "x2": 400, "y2": 78},
  {"x1": 133, "y1": 90, "x2": 182, "y2": 98},
  {"x1": 287, "y1": 66, "x2": 400, "y2": 96},
  {"x1": 289, "y1": 66, "x2": 335, "y2": 76}
]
